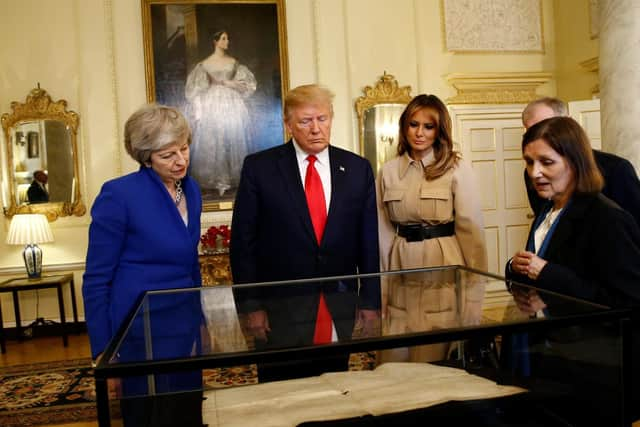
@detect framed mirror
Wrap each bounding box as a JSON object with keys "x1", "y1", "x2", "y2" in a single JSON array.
[
  {"x1": 355, "y1": 73, "x2": 412, "y2": 174},
  {"x1": 1, "y1": 87, "x2": 85, "y2": 221}
]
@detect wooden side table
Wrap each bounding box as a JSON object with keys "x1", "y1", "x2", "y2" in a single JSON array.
[{"x1": 0, "y1": 273, "x2": 78, "y2": 353}]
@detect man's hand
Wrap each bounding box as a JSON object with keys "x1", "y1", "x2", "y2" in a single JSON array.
[
  {"x1": 355, "y1": 309, "x2": 381, "y2": 338},
  {"x1": 246, "y1": 310, "x2": 270, "y2": 341}
]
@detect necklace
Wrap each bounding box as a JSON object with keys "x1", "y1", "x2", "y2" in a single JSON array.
[{"x1": 174, "y1": 180, "x2": 183, "y2": 206}]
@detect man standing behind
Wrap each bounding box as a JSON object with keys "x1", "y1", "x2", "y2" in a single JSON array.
[
  {"x1": 231, "y1": 84, "x2": 380, "y2": 382},
  {"x1": 522, "y1": 97, "x2": 640, "y2": 224},
  {"x1": 27, "y1": 170, "x2": 49, "y2": 203}
]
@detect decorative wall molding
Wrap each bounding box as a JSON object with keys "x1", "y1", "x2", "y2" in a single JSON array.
[
  {"x1": 103, "y1": 0, "x2": 122, "y2": 176},
  {"x1": 442, "y1": 0, "x2": 543, "y2": 53},
  {"x1": 579, "y1": 56, "x2": 600, "y2": 96},
  {"x1": 589, "y1": 0, "x2": 600, "y2": 39},
  {"x1": 579, "y1": 57, "x2": 599, "y2": 73},
  {"x1": 445, "y1": 72, "x2": 552, "y2": 104}
]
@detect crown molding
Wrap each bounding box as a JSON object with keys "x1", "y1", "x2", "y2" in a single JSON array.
[{"x1": 445, "y1": 72, "x2": 553, "y2": 104}]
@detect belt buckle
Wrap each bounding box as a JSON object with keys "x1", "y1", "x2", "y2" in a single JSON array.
[
  {"x1": 405, "y1": 224, "x2": 423, "y2": 242},
  {"x1": 421, "y1": 226, "x2": 433, "y2": 240}
]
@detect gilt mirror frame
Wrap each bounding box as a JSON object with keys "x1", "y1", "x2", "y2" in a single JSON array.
[
  {"x1": 355, "y1": 73, "x2": 412, "y2": 173},
  {"x1": 1, "y1": 87, "x2": 86, "y2": 221}
]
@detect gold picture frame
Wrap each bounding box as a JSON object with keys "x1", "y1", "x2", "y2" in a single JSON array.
[{"x1": 141, "y1": 0, "x2": 289, "y2": 212}]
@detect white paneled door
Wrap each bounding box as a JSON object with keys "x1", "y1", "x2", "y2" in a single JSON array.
[
  {"x1": 568, "y1": 99, "x2": 602, "y2": 149},
  {"x1": 449, "y1": 105, "x2": 533, "y2": 276}
]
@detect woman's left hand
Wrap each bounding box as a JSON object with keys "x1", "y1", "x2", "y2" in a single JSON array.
[
  {"x1": 222, "y1": 80, "x2": 241, "y2": 90},
  {"x1": 511, "y1": 250, "x2": 547, "y2": 280},
  {"x1": 512, "y1": 288, "x2": 547, "y2": 315},
  {"x1": 525, "y1": 254, "x2": 547, "y2": 280}
]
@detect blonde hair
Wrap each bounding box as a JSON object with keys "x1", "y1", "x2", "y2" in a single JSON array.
[
  {"x1": 124, "y1": 104, "x2": 191, "y2": 165},
  {"x1": 284, "y1": 84, "x2": 334, "y2": 120}
]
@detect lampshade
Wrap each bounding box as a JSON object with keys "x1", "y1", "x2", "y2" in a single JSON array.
[
  {"x1": 6, "y1": 214, "x2": 54, "y2": 279},
  {"x1": 6, "y1": 214, "x2": 54, "y2": 245}
]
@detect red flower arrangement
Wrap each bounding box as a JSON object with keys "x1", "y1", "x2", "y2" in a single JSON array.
[{"x1": 200, "y1": 225, "x2": 231, "y2": 254}]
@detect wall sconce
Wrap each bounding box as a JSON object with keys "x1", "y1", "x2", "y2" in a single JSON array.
[
  {"x1": 27, "y1": 131, "x2": 40, "y2": 158},
  {"x1": 377, "y1": 122, "x2": 397, "y2": 146},
  {"x1": 6, "y1": 214, "x2": 54, "y2": 278}
]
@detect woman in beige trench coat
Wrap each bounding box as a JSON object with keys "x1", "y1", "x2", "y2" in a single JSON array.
[{"x1": 377, "y1": 94, "x2": 487, "y2": 363}]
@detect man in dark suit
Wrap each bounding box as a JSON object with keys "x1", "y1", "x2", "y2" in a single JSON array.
[
  {"x1": 230, "y1": 84, "x2": 380, "y2": 382},
  {"x1": 27, "y1": 170, "x2": 49, "y2": 203},
  {"x1": 522, "y1": 97, "x2": 640, "y2": 224}
]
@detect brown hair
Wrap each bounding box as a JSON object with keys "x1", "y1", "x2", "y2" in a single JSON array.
[
  {"x1": 212, "y1": 30, "x2": 228, "y2": 53},
  {"x1": 522, "y1": 116, "x2": 603, "y2": 195},
  {"x1": 397, "y1": 94, "x2": 459, "y2": 180},
  {"x1": 124, "y1": 104, "x2": 192, "y2": 166},
  {"x1": 284, "y1": 84, "x2": 334, "y2": 121}
]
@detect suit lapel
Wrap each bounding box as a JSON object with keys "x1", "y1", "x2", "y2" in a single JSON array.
[
  {"x1": 277, "y1": 142, "x2": 317, "y2": 244},
  {"x1": 325, "y1": 147, "x2": 347, "y2": 243},
  {"x1": 544, "y1": 196, "x2": 591, "y2": 258}
]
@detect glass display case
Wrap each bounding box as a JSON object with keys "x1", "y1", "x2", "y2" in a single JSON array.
[{"x1": 94, "y1": 266, "x2": 633, "y2": 427}]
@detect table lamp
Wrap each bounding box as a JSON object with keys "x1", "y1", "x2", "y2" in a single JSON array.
[{"x1": 6, "y1": 214, "x2": 54, "y2": 278}]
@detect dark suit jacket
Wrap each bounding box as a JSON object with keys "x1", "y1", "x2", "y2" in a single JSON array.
[
  {"x1": 505, "y1": 193, "x2": 640, "y2": 420},
  {"x1": 27, "y1": 180, "x2": 49, "y2": 203},
  {"x1": 230, "y1": 142, "x2": 380, "y2": 348},
  {"x1": 526, "y1": 149, "x2": 640, "y2": 225},
  {"x1": 507, "y1": 193, "x2": 640, "y2": 308}
]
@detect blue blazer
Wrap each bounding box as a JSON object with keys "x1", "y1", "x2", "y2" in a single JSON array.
[
  {"x1": 230, "y1": 142, "x2": 380, "y2": 347},
  {"x1": 82, "y1": 166, "x2": 202, "y2": 359}
]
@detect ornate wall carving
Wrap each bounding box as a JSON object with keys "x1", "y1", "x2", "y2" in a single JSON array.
[{"x1": 443, "y1": 0, "x2": 543, "y2": 52}]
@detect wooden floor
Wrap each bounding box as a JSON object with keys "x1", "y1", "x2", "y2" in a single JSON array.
[{"x1": 1, "y1": 333, "x2": 639, "y2": 427}]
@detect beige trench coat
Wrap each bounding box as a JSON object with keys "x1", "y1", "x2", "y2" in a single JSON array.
[{"x1": 376, "y1": 152, "x2": 487, "y2": 362}]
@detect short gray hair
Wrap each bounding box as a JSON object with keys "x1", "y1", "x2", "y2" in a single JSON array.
[
  {"x1": 124, "y1": 104, "x2": 192, "y2": 165},
  {"x1": 522, "y1": 97, "x2": 568, "y2": 124}
]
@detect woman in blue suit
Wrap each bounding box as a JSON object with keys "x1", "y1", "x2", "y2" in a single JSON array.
[{"x1": 82, "y1": 104, "x2": 203, "y2": 426}]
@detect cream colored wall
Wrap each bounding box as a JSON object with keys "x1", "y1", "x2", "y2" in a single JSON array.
[
  {"x1": 554, "y1": 0, "x2": 599, "y2": 101},
  {"x1": 0, "y1": 0, "x2": 557, "y2": 324}
]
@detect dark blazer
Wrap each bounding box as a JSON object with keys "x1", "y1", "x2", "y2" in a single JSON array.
[
  {"x1": 27, "y1": 180, "x2": 49, "y2": 203},
  {"x1": 230, "y1": 142, "x2": 380, "y2": 348},
  {"x1": 507, "y1": 193, "x2": 640, "y2": 308},
  {"x1": 526, "y1": 149, "x2": 640, "y2": 225},
  {"x1": 505, "y1": 193, "x2": 640, "y2": 421},
  {"x1": 82, "y1": 166, "x2": 203, "y2": 360}
]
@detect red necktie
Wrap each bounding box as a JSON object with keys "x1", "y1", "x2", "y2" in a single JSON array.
[{"x1": 305, "y1": 155, "x2": 332, "y2": 344}]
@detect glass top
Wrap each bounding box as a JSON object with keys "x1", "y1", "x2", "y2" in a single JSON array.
[{"x1": 99, "y1": 265, "x2": 615, "y2": 370}]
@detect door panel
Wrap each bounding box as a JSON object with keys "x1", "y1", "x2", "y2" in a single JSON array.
[
  {"x1": 569, "y1": 99, "x2": 601, "y2": 149},
  {"x1": 450, "y1": 105, "x2": 532, "y2": 276}
]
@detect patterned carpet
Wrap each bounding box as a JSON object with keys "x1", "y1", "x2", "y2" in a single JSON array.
[
  {"x1": 0, "y1": 353, "x2": 375, "y2": 426},
  {"x1": 0, "y1": 358, "x2": 96, "y2": 427}
]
